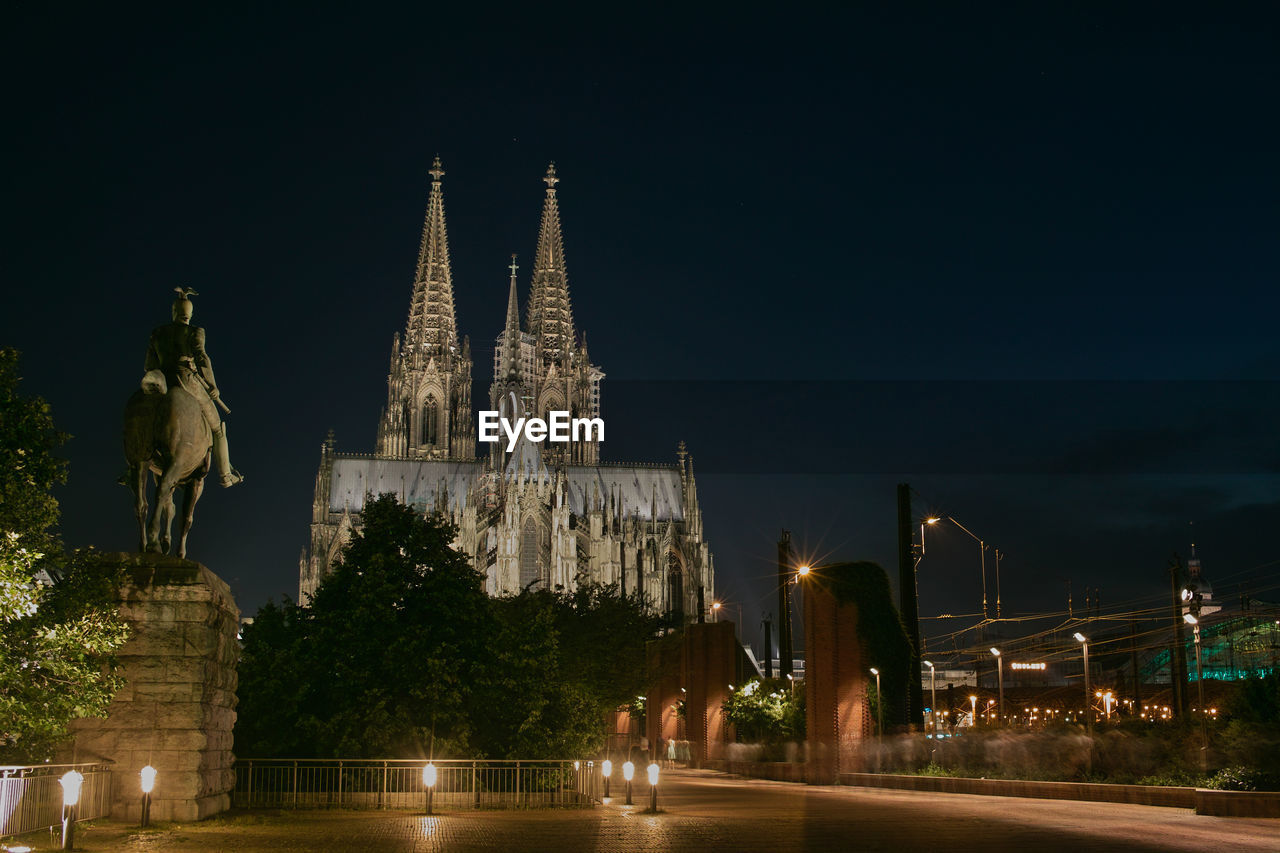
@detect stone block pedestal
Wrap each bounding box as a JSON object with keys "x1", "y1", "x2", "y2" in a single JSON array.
[{"x1": 70, "y1": 553, "x2": 239, "y2": 822}]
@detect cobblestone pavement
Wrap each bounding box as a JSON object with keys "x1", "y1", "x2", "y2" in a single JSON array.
[{"x1": 9, "y1": 770, "x2": 1278, "y2": 852}]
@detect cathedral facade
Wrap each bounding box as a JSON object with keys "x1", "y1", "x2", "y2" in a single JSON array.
[{"x1": 300, "y1": 160, "x2": 715, "y2": 622}]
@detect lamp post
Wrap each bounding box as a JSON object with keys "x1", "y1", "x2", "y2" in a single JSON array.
[
  {"x1": 869, "y1": 667, "x2": 883, "y2": 738},
  {"x1": 422, "y1": 763, "x2": 437, "y2": 815},
  {"x1": 646, "y1": 762, "x2": 659, "y2": 812},
  {"x1": 622, "y1": 761, "x2": 635, "y2": 805},
  {"x1": 990, "y1": 648, "x2": 1004, "y2": 727},
  {"x1": 601, "y1": 759, "x2": 612, "y2": 799},
  {"x1": 59, "y1": 769, "x2": 84, "y2": 850},
  {"x1": 140, "y1": 765, "x2": 156, "y2": 828},
  {"x1": 1074, "y1": 632, "x2": 1092, "y2": 735},
  {"x1": 1185, "y1": 612, "x2": 1209, "y2": 771},
  {"x1": 923, "y1": 660, "x2": 938, "y2": 739},
  {"x1": 947, "y1": 516, "x2": 991, "y2": 620},
  {"x1": 969, "y1": 694, "x2": 978, "y2": 729}
]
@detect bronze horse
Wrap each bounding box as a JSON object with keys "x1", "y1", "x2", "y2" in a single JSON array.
[{"x1": 123, "y1": 383, "x2": 212, "y2": 558}]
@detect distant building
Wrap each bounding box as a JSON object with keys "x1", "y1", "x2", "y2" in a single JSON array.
[{"x1": 300, "y1": 160, "x2": 715, "y2": 620}]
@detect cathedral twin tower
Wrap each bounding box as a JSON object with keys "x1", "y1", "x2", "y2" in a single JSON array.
[
  {"x1": 302, "y1": 159, "x2": 714, "y2": 618},
  {"x1": 374, "y1": 159, "x2": 602, "y2": 466}
]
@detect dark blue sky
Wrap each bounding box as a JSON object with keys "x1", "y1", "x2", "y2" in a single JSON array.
[{"x1": 5, "y1": 4, "x2": 1278, "y2": 654}]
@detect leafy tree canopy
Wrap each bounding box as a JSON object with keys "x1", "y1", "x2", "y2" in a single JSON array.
[
  {"x1": 0, "y1": 349, "x2": 128, "y2": 763},
  {"x1": 723, "y1": 678, "x2": 805, "y2": 744},
  {"x1": 236, "y1": 494, "x2": 661, "y2": 760}
]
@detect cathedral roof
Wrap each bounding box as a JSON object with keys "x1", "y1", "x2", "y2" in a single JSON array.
[
  {"x1": 328, "y1": 457, "x2": 483, "y2": 515},
  {"x1": 325, "y1": 456, "x2": 685, "y2": 522},
  {"x1": 565, "y1": 465, "x2": 684, "y2": 522}
]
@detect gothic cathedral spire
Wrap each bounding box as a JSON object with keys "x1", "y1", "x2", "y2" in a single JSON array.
[
  {"x1": 525, "y1": 162, "x2": 575, "y2": 371},
  {"x1": 376, "y1": 157, "x2": 473, "y2": 459},
  {"x1": 500, "y1": 254, "x2": 523, "y2": 384},
  {"x1": 405, "y1": 156, "x2": 458, "y2": 356}
]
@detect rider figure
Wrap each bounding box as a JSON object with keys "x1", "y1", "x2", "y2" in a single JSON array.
[{"x1": 144, "y1": 287, "x2": 243, "y2": 487}]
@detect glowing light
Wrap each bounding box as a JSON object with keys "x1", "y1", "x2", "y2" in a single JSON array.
[
  {"x1": 574, "y1": 761, "x2": 580, "y2": 771},
  {"x1": 923, "y1": 660, "x2": 934, "y2": 669},
  {"x1": 60, "y1": 770, "x2": 84, "y2": 807},
  {"x1": 869, "y1": 667, "x2": 879, "y2": 676},
  {"x1": 1074, "y1": 632, "x2": 1087, "y2": 643},
  {"x1": 990, "y1": 647, "x2": 1001, "y2": 657},
  {"x1": 422, "y1": 763, "x2": 437, "y2": 788},
  {"x1": 140, "y1": 765, "x2": 157, "y2": 794},
  {"x1": 602, "y1": 760, "x2": 613, "y2": 778},
  {"x1": 1011, "y1": 662, "x2": 1046, "y2": 670},
  {"x1": 623, "y1": 761, "x2": 635, "y2": 781},
  {"x1": 1184, "y1": 613, "x2": 1198, "y2": 624},
  {"x1": 797, "y1": 565, "x2": 811, "y2": 577},
  {"x1": 647, "y1": 762, "x2": 659, "y2": 786}
]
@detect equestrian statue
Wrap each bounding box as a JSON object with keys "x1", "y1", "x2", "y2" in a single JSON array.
[{"x1": 123, "y1": 287, "x2": 243, "y2": 558}]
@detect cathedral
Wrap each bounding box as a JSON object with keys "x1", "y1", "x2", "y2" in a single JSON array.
[{"x1": 299, "y1": 160, "x2": 715, "y2": 622}]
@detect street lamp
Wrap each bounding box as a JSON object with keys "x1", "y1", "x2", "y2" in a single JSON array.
[
  {"x1": 1074, "y1": 632, "x2": 1092, "y2": 735},
  {"x1": 923, "y1": 660, "x2": 938, "y2": 739},
  {"x1": 647, "y1": 762, "x2": 660, "y2": 812},
  {"x1": 869, "y1": 667, "x2": 883, "y2": 738},
  {"x1": 601, "y1": 759, "x2": 612, "y2": 799},
  {"x1": 990, "y1": 648, "x2": 1004, "y2": 727},
  {"x1": 969, "y1": 694, "x2": 978, "y2": 728},
  {"x1": 422, "y1": 762, "x2": 437, "y2": 815},
  {"x1": 623, "y1": 761, "x2": 635, "y2": 805},
  {"x1": 59, "y1": 769, "x2": 84, "y2": 850},
  {"x1": 140, "y1": 765, "x2": 157, "y2": 828}
]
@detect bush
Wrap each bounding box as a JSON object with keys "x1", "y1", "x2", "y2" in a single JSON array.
[{"x1": 1205, "y1": 765, "x2": 1280, "y2": 792}]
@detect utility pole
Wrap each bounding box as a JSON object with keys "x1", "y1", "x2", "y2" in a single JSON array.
[
  {"x1": 762, "y1": 616, "x2": 773, "y2": 678},
  {"x1": 1168, "y1": 554, "x2": 1188, "y2": 716},
  {"x1": 1130, "y1": 618, "x2": 1141, "y2": 712},
  {"x1": 898, "y1": 483, "x2": 923, "y2": 729},
  {"x1": 777, "y1": 531, "x2": 794, "y2": 680}
]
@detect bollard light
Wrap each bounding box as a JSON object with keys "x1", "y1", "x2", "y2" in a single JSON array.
[
  {"x1": 647, "y1": 762, "x2": 658, "y2": 786},
  {"x1": 60, "y1": 770, "x2": 84, "y2": 807},
  {"x1": 623, "y1": 761, "x2": 635, "y2": 805},
  {"x1": 60, "y1": 769, "x2": 84, "y2": 850},
  {"x1": 602, "y1": 759, "x2": 612, "y2": 798},
  {"x1": 422, "y1": 763, "x2": 436, "y2": 816},
  {"x1": 647, "y1": 762, "x2": 659, "y2": 812},
  {"x1": 140, "y1": 765, "x2": 157, "y2": 828}
]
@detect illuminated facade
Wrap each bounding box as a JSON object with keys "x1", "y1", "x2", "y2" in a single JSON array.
[{"x1": 300, "y1": 161, "x2": 714, "y2": 617}]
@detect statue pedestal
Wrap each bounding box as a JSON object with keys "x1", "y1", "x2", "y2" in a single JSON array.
[{"x1": 70, "y1": 553, "x2": 239, "y2": 822}]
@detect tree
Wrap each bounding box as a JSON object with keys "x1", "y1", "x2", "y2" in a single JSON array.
[
  {"x1": 0, "y1": 348, "x2": 67, "y2": 555},
  {"x1": 235, "y1": 495, "x2": 662, "y2": 759},
  {"x1": 0, "y1": 349, "x2": 129, "y2": 763},
  {"x1": 238, "y1": 495, "x2": 492, "y2": 758},
  {"x1": 723, "y1": 678, "x2": 806, "y2": 744}
]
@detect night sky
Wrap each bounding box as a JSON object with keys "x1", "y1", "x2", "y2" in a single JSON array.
[{"x1": 5, "y1": 5, "x2": 1279, "y2": 656}]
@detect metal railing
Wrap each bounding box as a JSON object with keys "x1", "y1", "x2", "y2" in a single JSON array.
[
  {"x1": 0, "y1": 763, "x2": 114, "y2": 838},
  {"x1": 234, "y1": 759, "x2": 600, "y2": 810}
]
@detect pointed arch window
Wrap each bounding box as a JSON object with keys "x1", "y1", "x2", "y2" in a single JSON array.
[
  {"x1": 667, "y1": 556, "x2": 684, "y2": 623},
  {"x1": 422, "y1": 395, "x2": 439, "y2": 446},
  {"x1": 520, "y1": 518, "x2": 540, "y2": 590}
]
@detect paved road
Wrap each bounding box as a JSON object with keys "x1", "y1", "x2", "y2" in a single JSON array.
[{"x1": 25, "y1": 770, "x2": 1280, "y2": 852}]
